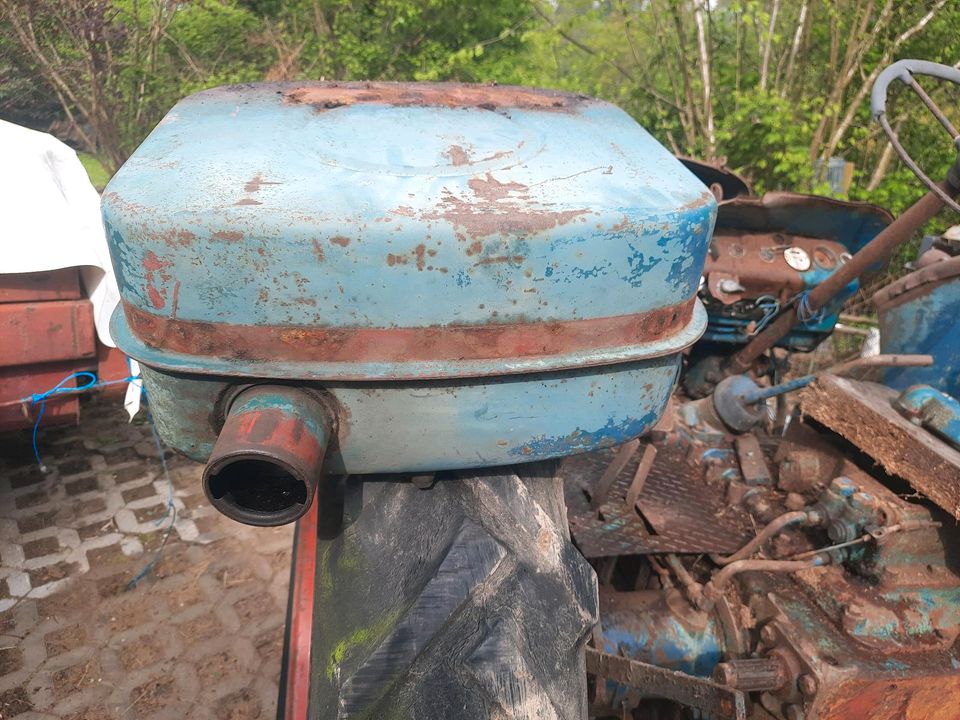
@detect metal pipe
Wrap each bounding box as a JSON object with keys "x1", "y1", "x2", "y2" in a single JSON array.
[
  {"x1": 729, "y1": 183, "x2": 957, "y2": 373},
  {"x1": 202, "y1": 386, "x2": 333, "y2": 527},
  {"x1": 710, "y1": 511, "x2": 816, "y2": 566},
  {"x1": 665, "y1": 554, "x2": 705, "y2": 607},
  {"x1": 699, "y1": 553, "x2": 832, "y2": 612}
]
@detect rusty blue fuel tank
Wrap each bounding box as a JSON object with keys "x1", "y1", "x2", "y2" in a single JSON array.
[{"x1": 102, "y1": 82, "x2": 715, "y2": 525}]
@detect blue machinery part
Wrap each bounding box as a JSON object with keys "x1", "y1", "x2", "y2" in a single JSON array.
[
  {"x1": 102, "y1": 82, "x2": 715, "y2": 522},
  {"x1": 877, "y1": 253, "x2": 960, "y2": 398},
  {"x1": 894, "y1": 384, "x2": 960, "y2": 451}
]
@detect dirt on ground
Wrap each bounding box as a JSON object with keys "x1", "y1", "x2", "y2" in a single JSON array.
[{"x1": 0, "y1": 396, "x2": 293, "y2": 719}]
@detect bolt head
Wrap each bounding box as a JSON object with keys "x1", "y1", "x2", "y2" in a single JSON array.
[{"x1": 798, "y1": 674, "x2": 818, "y2": 697}]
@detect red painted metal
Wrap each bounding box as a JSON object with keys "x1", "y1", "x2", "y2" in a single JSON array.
[
  {"x1": 123, "y1": 298, "x2": 695, "y2": 365},
  {"x1": 0, "y1": 269, "x2": 82, "y2": 303},
  {"x1": 285, "y1": 498, "x2": 318, "y2": 720},
  {"x1": 0, "y1": 300, "x2": 96, "y2": 367},
  {"x1": 0, "y1": 360, "x2": 85, "y2": 432}
]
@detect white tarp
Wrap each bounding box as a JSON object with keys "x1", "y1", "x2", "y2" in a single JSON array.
[{"x1": 0, "y1": 119, "x2": 119, "y2": 347}]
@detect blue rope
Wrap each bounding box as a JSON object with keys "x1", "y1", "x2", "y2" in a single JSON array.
[
  {"x1": 796, "y1": 291, "x2": 826, "y2": 324},
  {"x1": 27, "y1": 372, "x2": 137, "y2": 472},
  {"x1": 23, "y1": 368, "x2": 178, "y2": 590}
]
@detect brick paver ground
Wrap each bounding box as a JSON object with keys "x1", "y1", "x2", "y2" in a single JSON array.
[{"x1": 0, "y1": 397, "x2": 293, "y2": 719}]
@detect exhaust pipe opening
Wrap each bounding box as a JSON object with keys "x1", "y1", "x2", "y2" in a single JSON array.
[
  {"x1": 208, "y1": 457, "x2": 308, "y2": 514},
  {"x1": 202, "y1": 386, "x2": 333, "y2": 527}
]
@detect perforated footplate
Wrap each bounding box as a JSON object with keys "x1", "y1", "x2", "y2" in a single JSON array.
[{"x1": 563, "y1": 444, "x2": 751, "y2": 557}]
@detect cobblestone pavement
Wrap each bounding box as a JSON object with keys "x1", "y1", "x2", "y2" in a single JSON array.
[{"x1": 0, "y1": 397, "x2": 293, "y2": 719}]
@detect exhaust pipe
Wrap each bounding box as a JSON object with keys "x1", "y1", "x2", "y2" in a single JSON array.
[{"x1": 202, "y1": 386, "x2": 333, "y2": 526}]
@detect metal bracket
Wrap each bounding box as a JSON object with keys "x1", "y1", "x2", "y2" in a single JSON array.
[{"x1": 586, "y1": 648, "x2": 748, "y2": 720}]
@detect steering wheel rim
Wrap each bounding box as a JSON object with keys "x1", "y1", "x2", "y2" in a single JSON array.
[{"x1": 871, "y1": 59, "x2": 960, "y2": 214}]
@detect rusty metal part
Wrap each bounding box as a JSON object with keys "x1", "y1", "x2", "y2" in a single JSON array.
[
  {"x1": 801, "y1": 375, "x2": 960, "y2": 519},
  {"x1": 700, "y1": 554, "x2": 832, "y2": 611},
  {"x1": 586, "y1": 648, "x2": 748, "y2": 720},
  {"x1": 826, "y1": 353, "x2": 933, "y2": 376},
  {"x1": 710, "y1": 511, "x2": 818, "y2": 566},
  {"x1": 625, "y1": 444, "x2": 658, "y2": 509},
  {"x1": 735, "y1": 434, "x2": 771, "y2": 486},
  {"x1": 281, "y1": 494, "x2": 319, "y2": 718},
  {"x1": 565, "y1": 445, "x2": 751, "y2": 556},
  {"x1": 713, "y1": 657, "x2": 787, "y2": 692},
  {"x1": 0, "y1": 300, "x2": 96, "y2": 367},
  {"x1": 282, "y1": 81, "x2": 588, "y2": 112},
  {"x1": 778, "y1": 450, "x2": 825, "y2": 493},
  {"x1": 664, "y1": 555, "x2": 705, "y2": 608},
  {"x1": 591, "y1": 438, "x2": 640, "y2": 510},
  {"x1": 203, "y1": 386, "x2": 334, "y2": 526},
  {"x1": 730, "y1": 184, "x2": 957, "y2": 372},
  {"x1": 0, "y1": 268, "x2": 82, "y2": 303},
  {"x1": 122, "y1": 297, "x2": 695, "y2": 373},
  {"x1": 873, "y1": 253, "x2": 960, "y2": 312},
  {"x1": 704, "y1": 233, "x2": 849, "y2": 305}
]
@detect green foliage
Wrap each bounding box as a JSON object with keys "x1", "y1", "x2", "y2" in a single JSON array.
[
  {"x1": 78, "y1": 152, "x2": 110, "y2": 191},
  {"x1": 4, "y1": 0, "x2": 960, "y2": 242}
]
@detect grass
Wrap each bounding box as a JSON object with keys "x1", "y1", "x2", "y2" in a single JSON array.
[{"x1": 78, "y1": 152, "x2": 111, "y2": 191}]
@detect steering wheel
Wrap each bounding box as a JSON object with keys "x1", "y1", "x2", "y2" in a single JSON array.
[{"x1": 871, "y1": 59, "x2": 960, "y2": 214}]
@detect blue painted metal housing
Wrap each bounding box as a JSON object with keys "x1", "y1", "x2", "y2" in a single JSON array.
[
  {"x1": 102, "y1": 82, "x2": 715, "y2": 473},
  {"x1": 877, "y1": 253, "x2": 960, "y2": 397}
]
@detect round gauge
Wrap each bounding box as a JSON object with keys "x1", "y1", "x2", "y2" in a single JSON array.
[
  {"x1": 759, "y1": 247, "x2": 777, "y2": 263},
  {"x1": 813, "y1": 245, "x2": 837, "y2": 269},
  {"x1": 783, "y1": 246, "x2": 811, "y2": 271}
]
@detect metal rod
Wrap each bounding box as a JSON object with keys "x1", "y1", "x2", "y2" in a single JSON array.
[
  {"x1": 908, "y1": 77, "x2": 960, "y2": 142},
  {"x1": 740, "y1": 354, "x2": 933, "y2": 404},
  {"x1": 729, "y1": 184, "x2": 956, "y2": 373}
]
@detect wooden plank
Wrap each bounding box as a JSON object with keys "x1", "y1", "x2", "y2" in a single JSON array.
[
  {"x1": 0, "y1": 269, "x2": 82, "y2": 303},
  {"x1": 800, "y1": 375, "x2": 960, "y2": 519}
]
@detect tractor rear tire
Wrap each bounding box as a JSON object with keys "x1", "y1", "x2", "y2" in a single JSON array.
[{"x1": 307, "y1": 463, "x2": 599, "y2": 720}]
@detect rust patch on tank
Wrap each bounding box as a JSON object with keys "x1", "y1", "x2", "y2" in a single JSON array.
[
  {"x1": 243, "y1": 173, "x2": 281, "y2": 193},
  {"x1": 444, "y1": 145, "x2": 471, "y2": 166},
  {"x1": 162, "y1": 229, "x2": 196, "y2": 248},
  {"x1": 123, "y1": 297, "x2": 695, "y2": 365},
  {"x1": 142, "y1": 251, "x2": 173, "y2": 311},
  {"x1": 234, "y1": 198, "x2": 262, "y2": 206},
  {"x1": 212, "y1": 230, "x2": 244, "y2": 242},
  {"x1": 311, "y1": 239, "x2": 325, "y2": 262},
  {"x1": 386, "y1": 253, "x2": 409, "y2": 266},
  {"x1": 283, "y1": 82, "x2": 586, "y2": 113},
  {"x1": 330, "y1": 235, "x2": 351, "y2": 247},
  {"x1": 423, "y1": 172, "x2": 589, "y2": 240},
  {"x1": 414, "y1": 244, "x2": 426, "y2": 271}
]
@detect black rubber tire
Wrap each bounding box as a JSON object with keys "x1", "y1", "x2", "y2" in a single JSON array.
[{"x1": 307, "y1": 463, "x2": 599, "y2": 720}]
